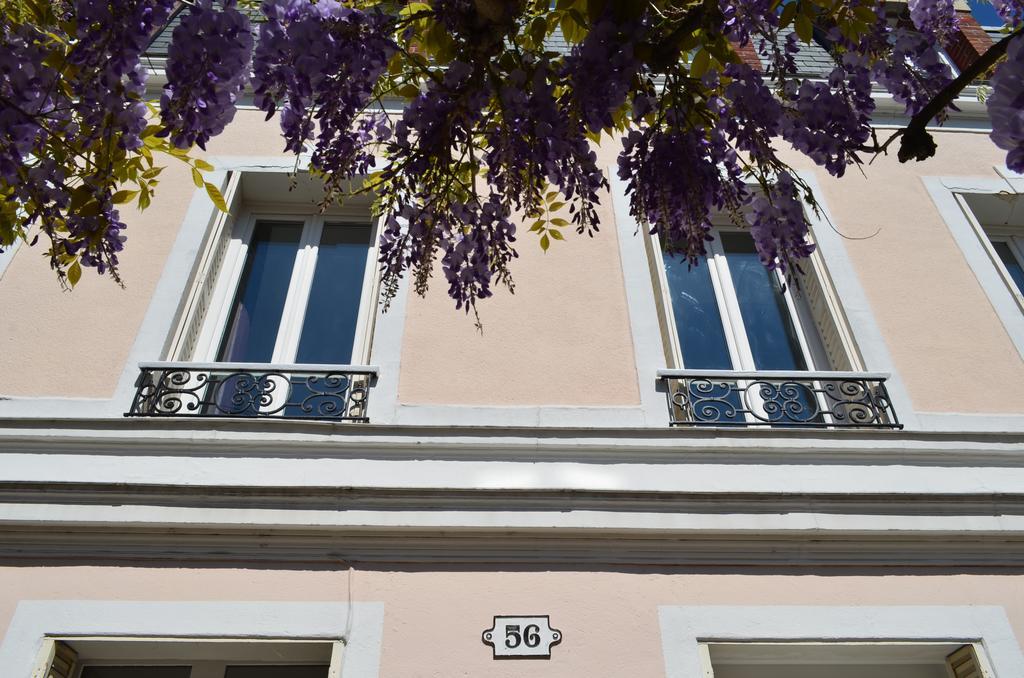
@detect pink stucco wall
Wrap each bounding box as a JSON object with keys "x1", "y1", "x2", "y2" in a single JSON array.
[
  {"x1": 0, "y1": 566, "x2": 1021, "y2": 677},
  {"x1": 1, "y1": 114, "x2": 1022, "y2": 414}
]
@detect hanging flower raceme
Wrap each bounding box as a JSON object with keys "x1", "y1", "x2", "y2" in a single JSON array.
[
  {"x1": 70, "y1": 0, "x2": 175, "y2": 150},
  {"x1": 719, "y1": 0, "x2": 777, "y2": 47},
  {"x1": 781, "y1": 53, "x2": 875, "y2": 177},
  {"x1": 0, "y1": 23, "x2": 61, "y2": 185},
  {"x1": 618, "y1": 112, "x2": 748, "y2": 263},
  {"x1": 484, "y1": 60, "x2": 606, "y2": 233},
  {"x1": 561, "y1": 15, "x2": 644, "y2": 133},
  {"x1": 991, "y1": 0, "x2": 1024, "y2": 26},
  {"x1": 908, "y1": 0, "x2": 960, "y2": 42},
  {"x1": 253, "y1": 0, "x2": 396, "y2": 194},
  {"x1": 872, "y1": 28, "x2": 954, "y2": 118},
  {"x1": 988, "y1": 34, "x2": 1024, "y2": 173},
  {"x1": 160, "y1": 0, "x2": 253, "y2": 150},
  {"x1": 747, "y1": 172, "x2": 816, "y2": 276}
]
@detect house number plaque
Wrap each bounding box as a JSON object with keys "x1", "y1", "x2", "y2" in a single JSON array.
[{"x1": 482, "y1": 615, "x2": 562, "y2": 659}]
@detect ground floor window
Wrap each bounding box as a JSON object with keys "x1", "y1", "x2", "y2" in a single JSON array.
[
  {"x1": 41, "y1": 639, "x2": 338, "y2": 678},
  {"x1": 703, "y1": 642, "x2": 988, "y2": 678}
]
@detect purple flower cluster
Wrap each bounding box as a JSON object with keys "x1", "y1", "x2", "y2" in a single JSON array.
[
  {"x1": 0, "y1": 23, "x2": 59, "y2": 185},
  {"x1": 873, "y1": 28, "x2": 954, "y2": 117},
  {"x1": 908, "y1": 0, "x2": 960, "y2": 42},
  {"x1": 991, "y1": 0, "x2": 1024, "y2": 26},
  {"x1": 719, "y1": 0, "x2": 776, "y2": 47},
  {"x1": 485, "y1": 60, "x2": 606, "y2": 231},
  {"x1": 988, "y1": 34, "x2": 1024, "y2": 172},
  {"x1": 618, "y1": 116, "x2": 747, "y2": 263},
  {"x1": 1, "y1": 0, "x2": 174, "y2": 274},
  {"x1": 561, "y1": 16, "x2": 644, "y2": 132},
  {"x1": 253, "y1": 0, "x2": 395, "y2": 193},
  {"x1": 160, "y1": 0, "x2": 253, "y2": 150},
  {"x1": 746, "y1": 172, "x2": 816, "y2": 275},
  {"x1": 781, "y1": 54, "x2": 875, "y2": 177},
  {"x1": 70, "y1": 0, "x2": 175, "y2": 150}
]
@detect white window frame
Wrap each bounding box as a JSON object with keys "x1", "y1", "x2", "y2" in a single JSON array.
[
  {"x1": 68, "y1": 638, "x2": 341, "y2": 678},
  {"x1": 1, "y1": 601, "x2": 384, "y2": 678},
  {"x1": 646, "y1": 227, "x2": 830, "y2": 373},
  {"x1": 657, "y1": 605, "x2": 1024, "y2": 678},
  {"x1": 193, "y1": 204, "x2": 383, "y2": 367},
  {"x1": 698, "y1": 640, "x2": 994, "y2": 678},
  {"x1": 983, "y1": 227, "x2": 1024, "y2": 311}
]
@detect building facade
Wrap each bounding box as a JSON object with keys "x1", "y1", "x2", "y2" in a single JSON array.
[{"x1": 1, "y1": 9, "x2": 1024, "y2": 678}]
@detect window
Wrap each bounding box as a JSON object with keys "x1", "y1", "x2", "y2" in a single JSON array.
[
  {"x1": 988, "y1": 233, "x2": 1024, "y2": 299},
  {"x1": 127, "y1": 172, "x2": 381, "y2": 422},
  {"x1": 957, "y1": 192, "x2": 1024, "y2": 313},
  {"x1": 648, "y1": 225, "x2": 899, "y2": 428},
  {"x1": 654, "y1": 229, "x2": 830, "y2": 425},
  {"x1": 211, "y1": 216, "x2": 375, "y2": 366},
  {"x1": 702, "y1": 642, "x2": 992, "y2": 678},
  {"x1": 38, "y1": 639, "x2": 339, "y2": 678},
  {"x1": 658, "y1": 230, "x2": 829, "y2": 374}
]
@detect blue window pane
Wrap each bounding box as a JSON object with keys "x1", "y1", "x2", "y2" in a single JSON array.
[
  {"x1": 721, "y1": 232, "x2": 808, "y2": 371},
  {"x1": 993, "y1": 241, "x2": 1024, "y2": 296},
  {"x1": 967, "y1": 0, "x2": 1002, "y2": 25},
  {"x1": 218, "y1": 221, "x2": 303, "y2": 362},
  {"x1": 662, "y1": 253, "x2": 734, "y2": 370},
  {"x1": 294, "y1": 223, "x2": 372, "y2": 364}
]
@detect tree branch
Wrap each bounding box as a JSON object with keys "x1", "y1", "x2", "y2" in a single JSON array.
[{"x1": 898, "y1": 27, "x2": 1021, "y2": 163}]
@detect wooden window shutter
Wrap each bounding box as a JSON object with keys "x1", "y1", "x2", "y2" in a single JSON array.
[
  {"x1": 946, "y1": 644, "x2": 990, "y2": 678},
  {"x1": 33, "y1": 640, "x2": 78, "y2": 678},
  {"x1": 795, "y1": 248, "x2": 863, "y2": 372},
  {"x1": 168, "y1": 171, "x2": 242, "y2": 361}
]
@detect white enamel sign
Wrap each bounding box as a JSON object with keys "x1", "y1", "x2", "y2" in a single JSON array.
[{"x1": 482, "y1": 615, "x2": 562, "y2": 659}]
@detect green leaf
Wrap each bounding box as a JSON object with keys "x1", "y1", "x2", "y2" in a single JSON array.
[
  {"x1": 67, "y1": 260, "x2": 81, "y2": 287},
  {"x1": 529, "y1": 16, "x2": 547, "y2": 46},
  {"x1": 852, "y1": 6, "x2": 877, "y2": 24},
  {"x1": 112, "y1": 190, "x2": 139, "y2": 204},
  {"x1": 540, "y1": 234, "x2": 550, "y2": 251},
  {"x1": 550, "y1": 218, "x2": 569, "y2": 227},
  {"x1": 191, "y1": 167, "x2": 204, "y2": 188},
  {"x1": 192, "y1": 159, "x2": 214, "y2": 172},
  {"x1": 529, "y1": 219, "x2": 546, "y2": 232},
  {"x1": 779, "y1": 2, "x2": 798, "y2": 29},
  {"x1": 204, "y1": 182, "x2": 228, "y2": 212},
  {"x1": 399, "y1": 83, "x2": 422, "y2": 98},
  {"x1": 690, "y1": 49, "x2": 711, "y2": 80},
  {"x1": 549, "y1": 229, "x2": 564, "y2": 240},
  {"x1": 549, "y1": 201, "x2": 566, "y2": 211},
  {"x1": 795, "y1": 13, "x2": 814, "y2": 43}
]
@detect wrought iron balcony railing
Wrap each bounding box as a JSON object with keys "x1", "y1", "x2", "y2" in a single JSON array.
[
  {"x1": 125, "y1": 362, "x2": 377, "y2": 422},
  {"x1": 657, "y1": 369, "x2": 902, "y2": 429}
]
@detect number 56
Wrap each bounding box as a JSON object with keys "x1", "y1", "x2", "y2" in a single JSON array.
[{"x1": 505, "y1": 624, "x2": 541, "y2": 648}]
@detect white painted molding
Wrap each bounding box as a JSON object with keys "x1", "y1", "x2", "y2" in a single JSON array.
[
  {"x1": 0, "y1": 600, "x2": 384, "y2": 678},
  {"x1": 391, "y1": 404, "x2": 647, "y2": 427},
  {"x1": 796, "y1": 172, "x2": 921, "y2": 431},
  {"x1": 658, "y1": 605, "x2": 1024, "y2": 678},
  {"x1": 923, "y1": 175, "x2": 1024, "y2": 362},
  {"x1": 6, "y1": 451, "x2": 1024, "y2": 496},
  {"x1": 365, "y1": 261, "x2": 410, "y2": 426},
  {"x1": 0, "y1": 237, "x2": 23, "y2": 282},
  {"x1": 609, "y1": 169, "x2": 675, "y2": 426}
]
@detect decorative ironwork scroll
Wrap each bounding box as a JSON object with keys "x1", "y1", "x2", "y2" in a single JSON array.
[
  {"x1": 126, "y1": 362, "x2": 374, "y2": 422},
  {"x1": 659, "y1": 372, "x2": 902, "y2": 429}
]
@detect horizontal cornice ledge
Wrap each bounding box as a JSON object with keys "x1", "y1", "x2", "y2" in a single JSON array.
[
  {"x1": 2, "y1": 525, "x2": 1024, "y2": 567},
  {"x1": 0, "y1": 419, "x2": 1021, "y2": 465}
]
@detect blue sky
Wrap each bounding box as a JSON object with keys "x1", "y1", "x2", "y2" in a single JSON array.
[{"x1": 968, "y1": 0, "x2": 1003, "y2": 26}]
